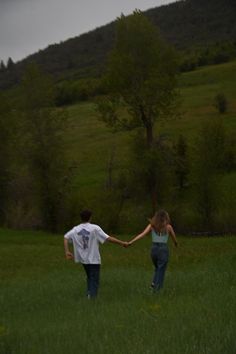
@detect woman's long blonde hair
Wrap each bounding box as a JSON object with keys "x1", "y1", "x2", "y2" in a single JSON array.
[{"x1": 149, "y1": 210, "x2": 170, "y2": 233}]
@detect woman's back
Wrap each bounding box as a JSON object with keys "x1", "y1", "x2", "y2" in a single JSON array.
[{"x1": 151, "y1": 226, "x2": 169, "y2": 243}]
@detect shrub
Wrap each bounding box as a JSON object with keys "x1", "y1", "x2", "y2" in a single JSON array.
[{"x1": 214, "y1": 93, "x2": 228, "y2": 114}]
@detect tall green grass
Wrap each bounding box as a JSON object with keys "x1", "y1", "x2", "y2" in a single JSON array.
[{"x1": 0, "y1": 229, "x2": 235, "y2": 353}]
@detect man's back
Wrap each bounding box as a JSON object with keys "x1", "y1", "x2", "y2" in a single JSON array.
[{"x1": 64, "y1": 223, "x2": 109, "y2": 264}]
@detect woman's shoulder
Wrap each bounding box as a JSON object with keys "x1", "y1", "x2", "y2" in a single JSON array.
[{"x1": 166, "y1": 224, "x2": 173, "y2": 232}]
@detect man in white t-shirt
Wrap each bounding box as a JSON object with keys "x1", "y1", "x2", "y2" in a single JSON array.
[{"x1": 64, "y1": 209, "x2": 127, "y2": 298}]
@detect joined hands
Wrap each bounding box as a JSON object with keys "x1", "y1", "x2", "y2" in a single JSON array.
[{"x1": 122, "y1": 241, "x2": 132, "y2": 248}]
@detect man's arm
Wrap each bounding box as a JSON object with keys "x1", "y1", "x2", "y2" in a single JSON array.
[
  {"x1": 64, "y1": 238, "x2": 74, "y2": 259},
  {"x1": 107, "y1": 236, "x2": 128, "y2": 247}
]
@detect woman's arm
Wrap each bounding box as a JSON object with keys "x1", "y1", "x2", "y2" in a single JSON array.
[
  {"x1": 167, "y1": 225, "x2": 178, "y2": 247},
  {"x1": 129, "y1": 224, "x2": 152, "y2": 245}
]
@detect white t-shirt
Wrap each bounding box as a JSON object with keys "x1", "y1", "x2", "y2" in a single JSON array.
[{"x1": 64, "y1": 223, "x2": 109, "y2": 264}]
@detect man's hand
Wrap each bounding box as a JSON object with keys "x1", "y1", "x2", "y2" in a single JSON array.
[
  {"x1": 123, "y1": 241, "x2": 132, "y2": 248},
  {"x1": 65, "y1": 251, "x2": 74, "y2": 260},
  {"x1": 122, "y1": 241, "x2": 130, "y2": 248}
]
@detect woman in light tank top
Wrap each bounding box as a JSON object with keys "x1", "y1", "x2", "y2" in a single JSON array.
[{"x1": 129, "y1": 210, "x2": 178, "y2": 292}]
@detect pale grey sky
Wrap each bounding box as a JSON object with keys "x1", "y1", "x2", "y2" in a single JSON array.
[{"x1": 0, "y1": 0, "x2": 176, "y2": 63}]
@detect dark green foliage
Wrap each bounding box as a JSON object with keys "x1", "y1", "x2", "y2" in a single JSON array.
[
  {"x1": 180, "y1": 41, "x2": 236, "y2": 72},
  {"x1": 214, "y1": 93, "x2": 228, "y2": 114},
  {"x1": 0, "y1": 60, "x2": 6, "y2": 71},
  {"x1": 147, "y1": 0, "x2": 236, "y2": 49},
  {"x1": 129, "y1": 132, "x2": 174, "y2": 213},
  {"x1": 99, "y1": 11, "x2": 178, "y2": 148},
  {"x1": 174, "y1": 135, "x2": 189, "y2": 189},
  {"x1": 7, "y1": 57, "x2": 14, "y2": 70},
  {"x1": 90, "y1": 149, "x2": 129, "y2": 232},
  {"x1": 1, "y1": 0, "x2": 236, "y2": 89},
  {"x1": 0, "y1": 94, "x2": 11, "y2": 224},
  {"x1": 20, "y1": 64, "x2": 72, "y2": 232},
  {"x1": 98, "y1": 11, "x2": 178, "y2": 211},
  {"x1": 194, "y1": 118, "x2": 228, "y2": 229},
  {"x1": 223, "y1": 136, "x2": 236, "y2": 172},
  {"x1": 55, "y1": 78, "x2": 105, "y2": 106}
]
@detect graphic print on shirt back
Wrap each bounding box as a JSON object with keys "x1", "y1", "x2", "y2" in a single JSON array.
[{"x1": 77, "y1": 229, "x2": 90, "y2": 249}]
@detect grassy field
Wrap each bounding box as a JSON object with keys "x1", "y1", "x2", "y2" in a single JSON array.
[{"x1": 0, "y1": 229, "x2": 236, "y2": 354}]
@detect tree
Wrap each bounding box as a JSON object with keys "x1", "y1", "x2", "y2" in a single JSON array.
[
  {"x1": 20, "y1": 63, "x2": 72, "y2": 232},
  {"x1": 97, "y1": 11, "x2": 179, "y2": 211},
  {"x1": 0, "y1": 60, "x2": 6, "y2": 71},
  {"x1": 194, "y1": 118, "x2": 226, "y2": 229},
  {"x1": 214, "y1": 93, "x2": 228, "y2": 114},
  {"x1": 97, "y1": 10, "x2": 178, "y2": 148},
  {"x1": 128, "y1": 132, "x2": 174, "y2": 212},
  {"x1": 7, "y1": 57, "x2": 14, "y2": 70},
  {"x1": 174, "y1": 135, "x2": 189, "y2": 189}
]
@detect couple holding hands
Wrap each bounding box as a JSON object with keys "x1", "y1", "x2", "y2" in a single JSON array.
[{"x1": 64, "y1": 209, "x2": 178, "y2": 298}]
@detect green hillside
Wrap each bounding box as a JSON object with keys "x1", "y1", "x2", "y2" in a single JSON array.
[
  {"x1": 60, "y1": 60, "x2": 236, "y2": 232},
  {"x1": 67, "y1": 60, "x2": 236, "y2": 176}
]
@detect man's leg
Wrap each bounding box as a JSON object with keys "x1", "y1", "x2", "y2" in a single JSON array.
[{"x1": 89, "y1": 264, "x2": 100, "y2": 298}]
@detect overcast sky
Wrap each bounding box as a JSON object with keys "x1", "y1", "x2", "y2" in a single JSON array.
[{"x1": 0, "y1": 0, "x2": 176, "y2": 63}]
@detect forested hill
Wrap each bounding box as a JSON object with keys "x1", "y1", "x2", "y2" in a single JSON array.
[{"x1": 1, "y1": 0, "x2": 236, "y2": 89}]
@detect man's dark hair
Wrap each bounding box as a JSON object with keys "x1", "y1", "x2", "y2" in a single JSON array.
[{"x1": 80, "y1": 210, "x2": 92, "y2": 222}]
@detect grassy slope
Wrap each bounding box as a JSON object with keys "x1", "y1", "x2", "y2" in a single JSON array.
[
  {"x1": 63, "y1": 60, "x2": 236, "y2": 232},
  {"x1": 66, "y1": 60, "x2": 236, "y2": 190},
  {"x1": 0, "y1": 229, "x2": 235, "y2": 353}
]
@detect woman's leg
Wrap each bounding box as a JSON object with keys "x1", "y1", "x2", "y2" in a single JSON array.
[
  {"x1": 156, "y1": 245, "x2": 169, "y2": 289},
  {"x1": 151, "y1": 245, "x2": 159, "y2": 287}
]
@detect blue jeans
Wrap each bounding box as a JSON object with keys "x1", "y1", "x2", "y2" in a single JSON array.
[
  {"x1": 82, "y1": 264, "x2": 100, "y2": 298},
  {"x1": 151, "y1": 243, "x2": 169, "y2": 290}
]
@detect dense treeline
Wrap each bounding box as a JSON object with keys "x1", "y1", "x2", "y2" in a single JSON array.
[
  {"x1": 0, "y1": 65, "x2": 78, "y2": 232},
  {"x1": 95, "y1": 12, "x2": 236, "y2": 234},
  {"x1": 0, "y1": 0, "x2": 236, "y2": 89},
  {"x1": 0, "y1": 62, "x2": 235, "y2": 233},
  {"x1": 180, "y1": 41, "x2": 236, "y2": 72},
  {"x1": 53, "y1": 41, "x2": 236, "y2": 107},
  {"x1": 0, "y1": 11, "x2": 235, "y2": 234}
]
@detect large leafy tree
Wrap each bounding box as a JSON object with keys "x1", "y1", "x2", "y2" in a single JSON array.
[
  {"x1": 98, "y1": 10, "x2": 178, "y2": 148},
  {"x1": 97, "y1": 11, "x2": 179, "y2": 211},
  {"x1": 20, "y1": 64, "x2": 71, "y2": 232}
]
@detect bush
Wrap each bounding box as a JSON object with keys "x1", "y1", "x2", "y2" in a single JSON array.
[
  {"x1": 55, "y1": 78, "x2": 106, "y2": 106},
  {"x1": 214, "y1": 93, "x2": 228, "y2": 114}
]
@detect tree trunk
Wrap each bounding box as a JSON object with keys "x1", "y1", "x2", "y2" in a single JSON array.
[
  {"x1": 146, "y1": 124, "x2": 154, "y2": 148},
  {"x1": 139, "y1": 105, "x2": 154, "y2": 148},
  {"x1": 151, "y1": 185, "x2": 157, "y2": 213},
  {"x1": 139, "y1": 106, "x2": 156, "y2": 209}
]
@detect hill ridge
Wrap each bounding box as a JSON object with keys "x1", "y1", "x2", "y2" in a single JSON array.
[{"x1": 0, "y1": 0, "x2": 236, "y2": 89}]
